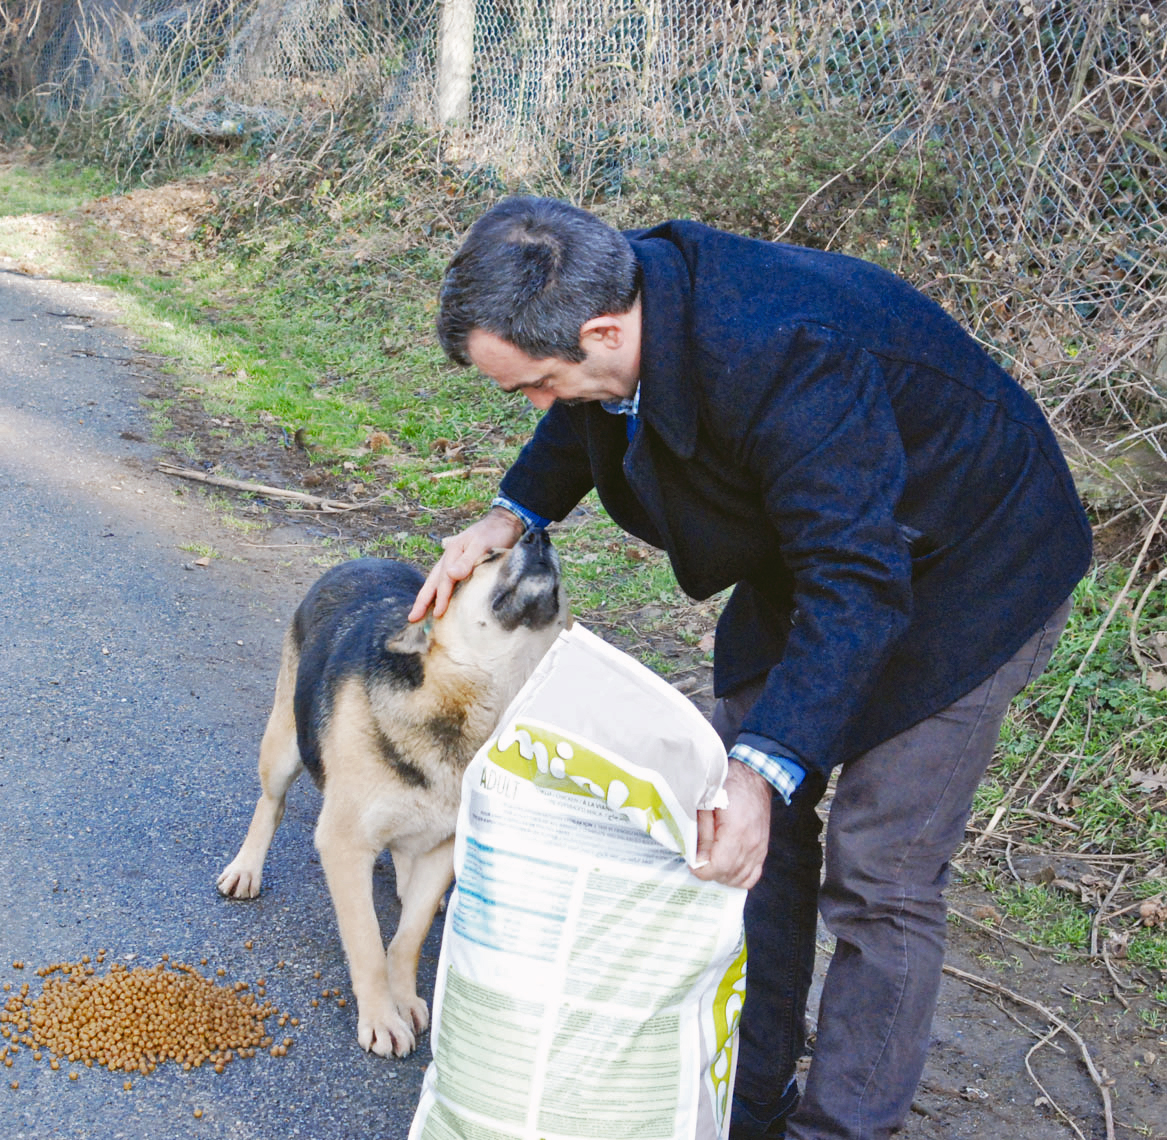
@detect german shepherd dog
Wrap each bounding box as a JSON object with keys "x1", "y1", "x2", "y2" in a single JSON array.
[{"x1": 217, "y1": 528, "x2": 568, "y2": 1056}]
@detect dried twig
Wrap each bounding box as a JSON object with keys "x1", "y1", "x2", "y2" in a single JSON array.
[
  {"x1": 942, "y1": 964, "x2": 1115, "y2": 1140},
  {"x1": 1100, "y1": 941, "x2": 1132, "y2": 1009},
  {"x1": 429, "y1": 466, "x2": 503, "y2": 481},
  {"x1": 1090, "y1": 865, "x2": 1129, "y2": 957},
  {"x1": 1024, "y1": 1024, "x2": 1087, "y2": 1140},
  {"x1": 1016, "y1": 808, "x2": 1081, "y2": 830},
  {"x1": 157, "y1": 462, "x2": 379, "y2": 512}
]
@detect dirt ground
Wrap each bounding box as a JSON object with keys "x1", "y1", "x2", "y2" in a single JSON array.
[{"x1": 7, "y1": 173, "x2": 1167, "y2": 1139}]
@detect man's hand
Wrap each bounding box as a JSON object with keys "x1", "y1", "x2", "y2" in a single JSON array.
[
  {"x1": 691, "y1": 760, "x2": 773, "y2": 889},
  {"x1": 408, "y1": 507, "x2": 526, "y2": 622}
]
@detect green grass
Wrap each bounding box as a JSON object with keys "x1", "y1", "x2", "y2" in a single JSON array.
[
  {"x1": 958, "y1": 873, "x2": 1167, "y2": 971},
  {"x1": 970, "y1": 564, "x2": 1167, "y2": 972},
  {"x1": 979, "y1": 565, "x2": 1167, "y2": 857},
  {"x1": 0, "y1": 157, "x2": 536, "y2": 506},
  {"x1": 998, "y1": 883, "x2": 1093, "y2": 957},
  {"x1": 105, "y1": 213, "x2": 543, "y2": 498},
  {"x1": 0, "y1": 156, "x2": 117, "y2": 216}
]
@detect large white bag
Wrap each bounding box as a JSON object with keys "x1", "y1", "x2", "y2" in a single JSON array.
[{"x1": 409, "y1": 623, "x2": 747, "y2": 1140}]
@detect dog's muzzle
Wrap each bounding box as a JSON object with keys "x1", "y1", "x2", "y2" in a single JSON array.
[{"x1": 491, "y1": 528, "x2": 563, "y2": 631}]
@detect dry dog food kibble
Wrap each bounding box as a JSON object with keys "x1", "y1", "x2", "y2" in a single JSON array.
[{"x1": 0, "y1": 958, "x2": 289, "y2": 1077}]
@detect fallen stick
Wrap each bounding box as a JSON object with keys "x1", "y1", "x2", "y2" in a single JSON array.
[
  {"x1": 942, "y1": 963, "x2": 1115, "y2": 1140},
  {"x1": 429, "y1": 466, "x2": 503, "y2": 481},
  {"x1": 1024, "y1": 1023, "x2": 1087, "y2": 1140},
  {"x1": 1090, "y1": 865, "x2": 1129, "y2": 958},
  {"x1": 1015, "y1": 808, "x2": 1080, "y2": 830},
  {"x1": 157, "y1": 462, "x2": 379, "y2": 513}
]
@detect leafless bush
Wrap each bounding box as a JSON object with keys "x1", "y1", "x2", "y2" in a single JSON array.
[{"x1": 1, "y1": 1, "x2": 1163, "y2": 503}]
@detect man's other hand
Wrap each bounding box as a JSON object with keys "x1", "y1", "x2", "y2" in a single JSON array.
[
  {"x1": 408, "y1": 507, "x2": 526, "y2": 621},
  {"x1": 692, "y1": 760, "x2": 773, "y2": 889}
]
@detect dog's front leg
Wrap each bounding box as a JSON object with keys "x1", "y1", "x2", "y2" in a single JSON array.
[
  {"x1": 385, "y1": 838, "x2": 455, "y2": 1040},
  {"x1": 316, "y1": 809, "x2": 419, "y2": 1058},
  {"x1": 218, "y1": 655, "x2": 302, "y2": 899}
]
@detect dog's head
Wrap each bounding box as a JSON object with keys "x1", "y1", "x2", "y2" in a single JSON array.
[
  {"x1": 452, "y1": 526, "x2": 568, "y2": 634},
  {"x1": 465, "y1": 526, "x2": 567, "y2": 633},
  {"x1": 393, "y1": 528, "x2": 568, "y2": 669}
]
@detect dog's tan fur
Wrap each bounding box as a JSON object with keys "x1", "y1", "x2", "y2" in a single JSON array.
[{"x1": 217, "y1": 540, "x2": 567, "y2": 1056}]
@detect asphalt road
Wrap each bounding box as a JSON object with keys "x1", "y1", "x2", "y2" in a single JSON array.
[{"x1": 0, "y1": 268, "x2": 437, "y2": 1138}]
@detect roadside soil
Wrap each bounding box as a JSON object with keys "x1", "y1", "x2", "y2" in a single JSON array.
[{"x1": 3, "y1": 167, "x2": 1165, "y2": 1140}]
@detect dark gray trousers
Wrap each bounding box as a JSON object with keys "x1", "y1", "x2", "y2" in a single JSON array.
[{"x1": 713, "y1": 598, "x2": 1072, "y2": 1140}]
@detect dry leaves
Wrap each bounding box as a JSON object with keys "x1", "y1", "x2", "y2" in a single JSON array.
[
  {"x1": 1129, "y1": 770, "x2": 1167, "y2": 793},
  {"x1": 1137, "y1": 630, "x2": 1167, "y2": 691}
]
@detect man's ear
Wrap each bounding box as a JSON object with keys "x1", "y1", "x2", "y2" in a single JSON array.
[
  {"x1": 579, "y1": 313, "x2": 626, "y2": 350},
  {"x1": 386, "y1": 615, "x2": 433, "y2": 655}
]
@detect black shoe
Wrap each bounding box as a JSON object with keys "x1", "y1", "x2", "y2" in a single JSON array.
[{"x1": 729, "y1": 1085, "x2": 799, "y2": 1140}]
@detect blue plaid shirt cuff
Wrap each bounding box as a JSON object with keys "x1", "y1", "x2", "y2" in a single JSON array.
[
  {"x1": 491, "y1": 495, "x2": 553, "y2": 531},
  {"x1": 728, "y1": 740, "x2": 806, "y2": 806}
]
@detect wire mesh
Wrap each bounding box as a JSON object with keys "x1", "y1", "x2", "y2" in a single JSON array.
[{"x1": 4, "y1": 0, "x2": 1165, "y2": 446}]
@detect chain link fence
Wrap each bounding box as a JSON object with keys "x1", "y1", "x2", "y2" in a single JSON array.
[{"x1": 3, "y1": 1, "x2": 1165, "y2": 471}]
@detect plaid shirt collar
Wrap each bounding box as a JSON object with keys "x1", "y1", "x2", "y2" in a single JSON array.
[{"x1": 600, "y1": 384, "x2": 641, "y2": 418}]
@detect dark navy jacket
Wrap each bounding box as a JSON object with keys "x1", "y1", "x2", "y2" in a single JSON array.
[{"x1": 500, "y1": 220, "x2": 1093, "y2": 778}]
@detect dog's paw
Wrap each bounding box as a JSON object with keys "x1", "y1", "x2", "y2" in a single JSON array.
[
  {"x1": 395, "y1": 991, "x2": 430, "y2": 1036},
  {"x1": 216, "y1": 860, "x2": 262, "y2": 899},
  {"x1": 357, "y1": 1002, "x2": 420, "y2": 1058}
]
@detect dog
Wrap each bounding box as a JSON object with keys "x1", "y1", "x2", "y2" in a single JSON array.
[{"x1": 217, "y1": 527, "x2": 568, "y2": 1057}]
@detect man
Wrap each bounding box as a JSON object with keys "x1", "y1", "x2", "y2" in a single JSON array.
[{"x1": 408, "y1": 196, "x2": 1092, "y2": 1139}]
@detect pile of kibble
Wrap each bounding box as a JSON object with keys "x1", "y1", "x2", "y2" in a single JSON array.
[{"x1": 1, "y1": 952, "x2": 297, "y2": 1083}]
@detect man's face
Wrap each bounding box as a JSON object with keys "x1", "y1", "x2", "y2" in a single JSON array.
[{"x1": 465, "y1": 308, "x2": 640, "y2": 411}]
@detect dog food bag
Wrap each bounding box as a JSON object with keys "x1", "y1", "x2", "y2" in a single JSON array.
[{"x1": 410, "y1": 623, "x2": 747, "y2": 1140}]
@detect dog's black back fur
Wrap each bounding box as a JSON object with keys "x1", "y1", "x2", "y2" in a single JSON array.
[{"x1": 291, "y1": 558, "x2": 427, "y2": 786}]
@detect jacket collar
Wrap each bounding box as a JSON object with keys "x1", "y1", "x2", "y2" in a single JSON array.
[{"x1": 630, "y1": 233, "x2": 700, "y2": 460}]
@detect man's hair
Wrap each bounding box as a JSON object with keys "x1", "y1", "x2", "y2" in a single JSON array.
[{"x1": 437, "y1": 196, "x2": 640, "y2": 366}]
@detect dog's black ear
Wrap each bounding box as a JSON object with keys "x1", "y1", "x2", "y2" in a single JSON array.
[{"x1": 386, "y1": 618, "x2": 431, "y2": 656}]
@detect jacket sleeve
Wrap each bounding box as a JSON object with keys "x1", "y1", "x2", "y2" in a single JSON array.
[
  {"x1": 498, "y1": 404, "x2": 598, "y2": 522},
  {"x1": 727, "y1": 326, "x2": 915, "y2": 776}
]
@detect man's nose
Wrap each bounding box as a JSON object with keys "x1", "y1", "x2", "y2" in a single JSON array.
[{"x1": 525, "y1": 390, "x2": 556, "y2": 410}]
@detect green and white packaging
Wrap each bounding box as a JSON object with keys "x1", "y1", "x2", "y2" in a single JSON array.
[{"x1": 410, "y1": 623, "x2": 747, "y2": 1140}]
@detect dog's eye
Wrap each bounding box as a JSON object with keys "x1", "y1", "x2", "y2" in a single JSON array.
[{"x1": 481, "y1": 550, "x2": 503, "y2": 564}]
